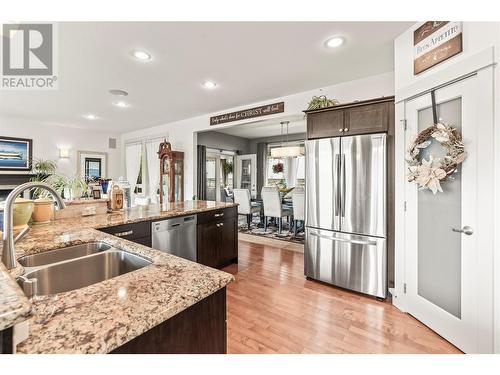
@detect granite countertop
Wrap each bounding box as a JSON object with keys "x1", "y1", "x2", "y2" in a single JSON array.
[
  {"x1": 0, "y1": 200, "x2": 236, "y2": 353},
  {"x1": 0, "y1": 263, "x2": 32, "y2": 331}
]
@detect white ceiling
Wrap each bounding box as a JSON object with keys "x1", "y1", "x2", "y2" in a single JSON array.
[
  {"x1": 0, "y1": 22, "x2": 412, "y2": 133},
  {"x1": 212, "y1": 114, "x2": 306, "y2": 139}
]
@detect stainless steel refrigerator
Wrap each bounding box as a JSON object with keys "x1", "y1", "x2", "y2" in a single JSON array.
[{"x1": 304, "y1": 134, "x2": 387, "y2": 298}]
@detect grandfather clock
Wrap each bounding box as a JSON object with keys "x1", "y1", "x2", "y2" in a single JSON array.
[{"x1": 158, "y1": 139, "x2": 184, "y2": 204}]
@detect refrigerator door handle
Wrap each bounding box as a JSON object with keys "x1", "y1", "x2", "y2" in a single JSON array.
[
  {"x1": 334, "y1": 154, "x2": 340, "y2": 217},
  {"x1": 309, "y1": 230, "x2": 377, "y2": 246},
  {"x1": 340, "y1": 153, "x2": 346, "y2": 217}
]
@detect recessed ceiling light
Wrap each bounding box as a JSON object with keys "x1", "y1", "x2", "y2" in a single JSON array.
[
  {"x1": 132, "y1": 50, "x2": 152, "y2": 61},
  {"x1": 83, "y1": 113, "x2": 98, "y2": 120},
  {"x1": 109, "y1": 89, "x2": 129, "y2": 96},
  {"x1": 325, "y1": 36, "x2": 345, "y2": 49},
  {"x1": 202, "y1": 81, "x2": 217, "y2": 89},
  {"x1": 113, "y1": 100, "x2": 130, "y2": 108}
]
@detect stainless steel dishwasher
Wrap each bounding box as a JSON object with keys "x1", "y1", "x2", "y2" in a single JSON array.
[{"x1": 152, "y1": 215, "x2": 197, "y2": 262}]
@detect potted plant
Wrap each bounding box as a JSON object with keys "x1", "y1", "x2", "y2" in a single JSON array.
[
  {"x1": 47, "y1": 174, "x2": 89, "y2": 201},
  {"x1": 30, "y1": 158, "x2": 58, "y2": 224},
  {"x1": 306, "y1": 95, "x2": 340, "y2": 110}
]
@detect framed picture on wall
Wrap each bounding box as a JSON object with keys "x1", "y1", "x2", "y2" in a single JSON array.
[
  {"x1": 0, "y1": 136, "x2": 33, "y2": 171},
  {"x1": 77, "y1": 151, "x2": 108, "y2": 181}
]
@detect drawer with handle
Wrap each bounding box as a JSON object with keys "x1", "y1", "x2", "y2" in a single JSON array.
[
  {"x1": 196, "y1": 207, "x2": 237, "y2": 225},
  {"x1": 99, "y1": 221, "x2": 151, "y2": 240}
]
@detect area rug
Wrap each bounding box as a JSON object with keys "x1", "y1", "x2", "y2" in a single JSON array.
[{"x1": 237, "y1": 215, "x2": 305, "y2": 245}]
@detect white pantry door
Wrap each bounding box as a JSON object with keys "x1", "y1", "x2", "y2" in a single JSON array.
[{"x1": 403, "y1": 69, "x2": 494, "y2": 353}]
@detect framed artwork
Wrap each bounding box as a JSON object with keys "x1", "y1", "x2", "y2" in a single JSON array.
[
  {"x1": 0, "y1": 136, "x2": 33, "y2": 171},
  {"x1": 77, "y1": 151, "x2": 108, "y2": 180}
]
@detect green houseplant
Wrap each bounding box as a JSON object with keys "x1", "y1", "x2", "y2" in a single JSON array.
[
  {"x1": 46, "y1": 174, "x2": 89, "y2": 201},
  {"x1": 306, "y1": 95, "x2": 340, "y2": 110},
  {"x1": 30, "y1": 158, "x2": 58, "y2": 198}
]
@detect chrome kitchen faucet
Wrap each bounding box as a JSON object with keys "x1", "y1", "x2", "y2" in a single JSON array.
[{"x1": 1, "y1": 182, "x2": 66, "y2": 269}]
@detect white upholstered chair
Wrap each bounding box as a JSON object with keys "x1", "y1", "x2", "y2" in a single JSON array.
[
  {"x1": 233, "y1": 189, "x2": 261, "y2": 229},
  {"x1": 291, "y1": 187, "x2": 305, "y2": 236},
  {"x1": 261, "y1": 186, "x2": 292, "y2": 233}
]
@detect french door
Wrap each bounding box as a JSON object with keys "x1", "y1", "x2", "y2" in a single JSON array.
[
  {"x1": 403, "y1": 69, "x2": 494, "y2": 353},
  {"x1": 235, "y1": 154, "x2": 257, "y2": 199}
]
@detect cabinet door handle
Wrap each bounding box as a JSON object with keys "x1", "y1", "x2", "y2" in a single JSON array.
[
  {"x1": 114, "y1": 230, "x2": 133, "y2": 237},
  {"x1": 214, "y1": 213, "x2": 224, "y2": 217},
  {"x1": 216, "y1": 223, "x2": 224, "y2": 227},
  {"x1": 338, "y1": 128, "x2": 343, "y2": 132},
  {"x1": 343, "y1": 128, "x2": 349, "y2": 132}
]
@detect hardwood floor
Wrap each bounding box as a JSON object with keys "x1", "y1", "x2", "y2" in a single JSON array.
[{"x1": 223, "y1": 238, "x2": 461, "y2": 354}]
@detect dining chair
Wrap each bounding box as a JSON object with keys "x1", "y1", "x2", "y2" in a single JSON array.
[
  {"x1": 291, "y1": 187, "x2": 305, "y2": 236},
  {"x1": 261, "y1": 187, "x2": 292, "y2": 234},
  {"x1": 233, "y1": 188, "x2": 261, "y2": 229}
]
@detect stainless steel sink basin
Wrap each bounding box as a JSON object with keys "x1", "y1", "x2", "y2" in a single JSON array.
[
  {"x1": 18, "y1": 241, "x2": 111, "y2": 267},
  {"x1": 17, "y1": 247, "x2": 152, "y2": 297}
]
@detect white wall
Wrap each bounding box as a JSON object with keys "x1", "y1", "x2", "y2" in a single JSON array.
[
  {"x1": 121, "y1": 71, "x2": 395, "y2": 198},
  {"x1": 393, "y1": 22, "x2": 500, "y2": 353},
  {"x1": 0, "y1": 116, "x2": 121, "y2": 178}
]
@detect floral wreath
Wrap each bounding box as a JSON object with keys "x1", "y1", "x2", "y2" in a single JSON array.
[{"x1": 407, "y1": 123, "x2": 467, "y2": 194}]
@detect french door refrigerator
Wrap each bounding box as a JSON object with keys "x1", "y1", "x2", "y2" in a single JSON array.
[{"x1": 305, "y1": 134, "x2": 387, "y2": 298}]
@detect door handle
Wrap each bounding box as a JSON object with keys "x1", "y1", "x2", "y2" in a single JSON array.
[
  {"x1": 340, "y1": 154, "x2": 346, "y2": 217},
  {"x1": 214, "y1": 213, "x2": 224, "y2": 217},
  {"x1": 309, "y1": 231, "x2": 377, "y2": 246},
  {"x1": 114, "y1": 230, "x2": 133, "y2": 237},
  {"x1": 334, "y1": 154, "x2": 340, "y2": 216},
  {"x1": 452, "y1": 226, "x2": 473, "y2": 235}
]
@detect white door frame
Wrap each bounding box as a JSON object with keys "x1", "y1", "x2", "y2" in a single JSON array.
[{"x1": 393, "y1": 49, "x2": 496, "y2": 353}]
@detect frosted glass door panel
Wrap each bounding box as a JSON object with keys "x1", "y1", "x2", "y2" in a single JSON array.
[{"x1": 417, "y1": 97, "x2": 462, "y2": 318}]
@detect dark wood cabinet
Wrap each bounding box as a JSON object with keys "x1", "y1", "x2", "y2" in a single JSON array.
[
  {"x1": 305, "y1": 96, "x2": 394, "y2": 139},
  {"x1": 99, "y1": 221, "x2": 151, "y2": 246},
  {"x1": 197, "y1": 207, "x2": 238, "y2": 269},
  {"x1": 219, "y1": 216, "x2": 238, "y2": 264},
  {"x1": 0, "y1": 327, "x2": 13, "y2": 354},
  {"x1": 307, "y1": 110, "x2": 344, "y2": 139},
  {"x1": 112, "y1": 287, "x2": 227, "y2": 354},
  {"x1": 344, "y1": 102, "x2": 390, "y2": 135},
  {"x1": 196, "y1": 221, "x2": 220, "y2": 268}
]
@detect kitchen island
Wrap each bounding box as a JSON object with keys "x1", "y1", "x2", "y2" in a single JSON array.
[{"x1": 0, "y1": 201, "x2": 236, "y2": 354}]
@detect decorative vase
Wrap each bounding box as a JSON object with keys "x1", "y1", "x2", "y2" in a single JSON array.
[
  {"x1": 31, "y1": 198, "x2": 54, "y2": 224},
  {"x1": 13, "y1": 198, "x2": 34, "y2": 226}
]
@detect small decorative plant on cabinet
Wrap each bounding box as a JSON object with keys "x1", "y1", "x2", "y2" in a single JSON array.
[{"x1": 158, "y1": 139, "x2": 184, "y2": 204}]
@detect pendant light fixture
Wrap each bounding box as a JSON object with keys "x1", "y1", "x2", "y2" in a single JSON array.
[{"x1": 271, "y1": 121, "x2": 303, "y2": 158}]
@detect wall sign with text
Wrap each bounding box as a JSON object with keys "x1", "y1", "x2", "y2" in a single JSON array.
[
  {"x1": 210, "y1": 102, "x2": 284, "y2": 126},
  {"x1": 414, "y1": 21, "x2": 463, "y2": 75}
]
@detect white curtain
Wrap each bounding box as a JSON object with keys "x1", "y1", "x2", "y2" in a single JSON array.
[
  {"x1": 145, "y1": 139, "x2": 161, "y2": 203},
  {"x1": 125, "y1": 143, "x2": 142, "y2": 201}
]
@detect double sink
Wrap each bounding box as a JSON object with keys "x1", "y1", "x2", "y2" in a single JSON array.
[{"x1": 17, "y1": 242, "x2": 152, "y2": 298}]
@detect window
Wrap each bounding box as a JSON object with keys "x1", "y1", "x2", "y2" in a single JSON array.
[{"x1": 265, "y1": 141, "x2": 305, "y2": 189}]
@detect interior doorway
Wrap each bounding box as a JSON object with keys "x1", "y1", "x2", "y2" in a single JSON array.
[{"x1": 206, "y1": 149, "x2": 235, "y2": 203}]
